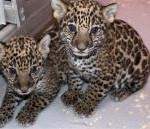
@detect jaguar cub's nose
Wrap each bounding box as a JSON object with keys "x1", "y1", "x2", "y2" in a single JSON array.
[
  {"x1": 77, "y1": 43, "x2": 87, "y2": 52},
  {"x1": 20, "y1": 87, "x2": 29, "y2": 93}
]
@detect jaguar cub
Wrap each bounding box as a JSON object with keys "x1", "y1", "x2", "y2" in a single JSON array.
[
  {"x1": 51, "y1": 0, "x2": 150, "y2": 115},
  {"x1": 0, "y1": 36, "x2": 59, "y2": 126}
]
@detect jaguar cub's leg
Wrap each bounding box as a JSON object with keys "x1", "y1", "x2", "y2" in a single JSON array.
[
  {"x1": 74, "y1": 77, "x2": 112, "y2": 116},
  {"x1": 110, "y1": 87, "x2": 132, "y2": 102},
  {"x1": 110, "y1": 77, "x2": 145, "y2": 102},
  {"x1": 61, "y1": 89, "x2": 79, "y2": 106},
  {"x1": 16, "y1": 88, "x2": 58, "y2": 126},
  {"x1": 0, "y1": 88, "x2": 18, "y2": 127},
  {"x1": 61, "y1": 70, "x2": 85, "y2": 106}
]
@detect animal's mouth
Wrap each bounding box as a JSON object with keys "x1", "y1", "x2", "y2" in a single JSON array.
[
  {"x1": 72, "y1": 51, "x2": 89, "y2": 57},
  {"x1": 11, "y1": 85, "x2": 35, "y2": 96},
  {"x1": 16, "y1": 88, "x2": 33, "y2": 95},
  {"x1": 68, "y1": 44, "x2": 98, "y2": 57}
]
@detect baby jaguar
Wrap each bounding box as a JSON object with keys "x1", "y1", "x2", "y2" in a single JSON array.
[
  {"x1": 50, "y1": 0, "x2": 150, "y2": 116},
  {"x1": 0, "y1": 36, "x2": 59, "y2": 127}
]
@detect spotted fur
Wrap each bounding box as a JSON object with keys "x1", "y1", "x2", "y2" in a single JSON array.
[
  {"x1": 49, "y1": 0, "x2": 150, "y2": 116},
  {"x1": 0, "y1": 36, "x2": 60, "y2": 126}
]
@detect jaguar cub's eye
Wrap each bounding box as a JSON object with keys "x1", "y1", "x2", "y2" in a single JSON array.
[
  {"x1": 68, "y1": 24, "x2": 76, "y2": 32},
  {"x1": 30, "y1": 66, "x2": 38, "y2": 74},
  {"x1": 90, "y1": 26, "x2": 99, "y2": 34},
  {"x1": 9, "y1": 68, "x2": 16, "y2": 75}
]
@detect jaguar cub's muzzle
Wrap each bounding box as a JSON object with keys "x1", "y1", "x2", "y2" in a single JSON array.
[
  {"x1": 69, "y1": 30, "x2": 94, "y2": 57},
  {"x1": 14, "y1": 72, "x2": 34, "y2": 95}
]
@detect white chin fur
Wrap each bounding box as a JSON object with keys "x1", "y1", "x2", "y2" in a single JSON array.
[
  {"x1": 73, "y1": 52, "x2": 89, "y2": 57},
  {"x1": 16, "y1": 88, "x2": 33, "y2": 95},
  {"x1": 69, "y1": 46, "x2": 93, "y2": 57}
]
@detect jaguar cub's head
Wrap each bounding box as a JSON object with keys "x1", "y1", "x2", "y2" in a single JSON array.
[
  {"x1": 51, "y1": 0, "x2": 118, "y2": 57},
  {"x1": 0, "y1": 35, "x2": 50, "y2": 95}
]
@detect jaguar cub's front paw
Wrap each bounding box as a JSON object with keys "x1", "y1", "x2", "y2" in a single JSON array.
[
  {"x1": 74, "y1": 101, "x2": 95, "y2": 116},
  {"x1": 0, "y1": 108, "x2": 13, "y2": 128},
  {"x1": 61, "y1": 90, "x2": 78, "y2": 106},
  {"x1": 16, "y1": 111, "x2": 37, "y2": 126}
]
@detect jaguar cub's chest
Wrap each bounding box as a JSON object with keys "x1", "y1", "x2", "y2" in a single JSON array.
[{"x1": 69, "y1": 56, "x2": 98, "y2": 78}]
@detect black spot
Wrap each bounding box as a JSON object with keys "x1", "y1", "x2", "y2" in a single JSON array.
[
  {"x1": 20, "y1": 44, "x2": 24, "y2": 50},
  {"x1": 142, "y1": 49, "x2": 148, "y2": 56},
  {"x1": 128, "y1": 63, "x2": 134, "y2": 74},
  {"x1": 130, "y1": 81, "x2": 136, "y2": 87},
  {"x1": 90, "y1": 12, "x2": 93, "y2": 16},
  {"x1": 73, "y1": 15, "x2": 77, "y2": 23},
  {"x1": 103, "y1": 76, "x2": 109, "y2": 81},
  {"x1": 49, "y1": 32, "x2": 56, "y2": 38},
  {"x1": 103, "y1": 84, "x2": 109, "y2": 89},
  {"x1": 121, "y1": 74, "x2": 126, "y2": 79},
  {"x1": 116, "y1": 31, "x2": 121, "y2": 39},
  {"x1": 142, "y1": 60, "x2": 147, "y2": 69},
  {"x1": 134, "y1": 36, "x2": 139, "y2": 44},
  {"x1": 126, "y1": 58, "x2": 131, "y2": 66},
  {"x1": 13, "y1": 53, "x2": 17, "y2": 57},
  {"x1": 116, "y1": 51, "x2": 124, "y2": 61},
  {"x1": 97, "y1": 82, "x2": 103, "y2": 86},
  {"x1": 134, "y1": 69, "x2": 140, "y2": 75},
  {"x1": 130, "y1": 30, "x2": 134, "y2": 39},
  {"x1": 98, "y1": 94, "x2": 102, "y2": 98},
  {"x1": 12, "y1": 59, "x2": 16, "y2": 66},
  {"x1": 121, "y1": 41, "x2": 127, "y2": 51},
  {"x1": 134, "y1": 52, "x2": 141, "y2": 65},
  {"x1": 134, "y1": 46, "x2": 139, "y2": 53},
  {"x1": 93, "y1": 64, "x2": 96, "y2": 67},
  {"x1": 128, "y1": 40, "x2": 133, "y2": 51},
  {"x1": 99, "y1": 89, "x2": 103, "y2": 92},
  {"x1": 123, "y1": 31, "x2": 128, "y2": 39},
  {"x1": 88, "y1": 66, "x2": 93, "y2": 69}
]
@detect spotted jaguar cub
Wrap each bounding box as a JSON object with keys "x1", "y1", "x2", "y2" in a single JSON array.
[
  {"x1": 0, "y1": 36, "x2": 59, "y2": 127},
  {"x1": 51, "y1": 0, "x2": 150, "y2": 116}
]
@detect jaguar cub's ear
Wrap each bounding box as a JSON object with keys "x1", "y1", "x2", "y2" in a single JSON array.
[
  {"x1": 102, "y1": 3, "x2": 118, "y2": 23},
  {"x1": 0, "y1": 42, "x2": 5, "y2": 61},
  {"x1": 39, "y1": 34, "x2": 51, "y2": 59},
  {"x1": 51, "y1": 0, "x2": 67, "y2": 21}
]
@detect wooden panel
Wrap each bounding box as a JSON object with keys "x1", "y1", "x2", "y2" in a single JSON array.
[
  {"x1": 23, "y1": 0, "x2": 51, "y2": 18},
  {"x1": 2, "y1": 1, "x2": 52, "y2": 41}
]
